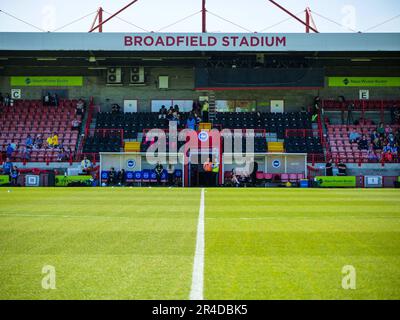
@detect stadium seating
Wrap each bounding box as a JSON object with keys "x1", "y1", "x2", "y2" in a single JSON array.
[
  {"x1": 322, "y1": 99, "x2": 400, "y2": 111},
  {"x1": 0, "y1": 100, "x2": 81, "y2": 162},
  {"x1": 326, "y1": 123, "x2": 400, "y2": 163},
  {"x1": 284, "y1": 136, "x2": 323, "y2": 154},
  {"x1": 95, "y1": 112, "x2": 192, "y2": 139},
  {"x1": 83, "y1": 131, "x2": 122, "y2": 153},
  {"x1": 215, "y1": 111, "x2": 312, "y2": 139}
]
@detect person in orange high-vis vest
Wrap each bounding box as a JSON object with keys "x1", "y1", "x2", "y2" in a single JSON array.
[{"x1": 203, "y1": 158, "x2": 213, "y2": 187}]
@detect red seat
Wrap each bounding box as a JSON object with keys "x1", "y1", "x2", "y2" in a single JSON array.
[{"x1": 281, "y1": 173, "x2": 289, "y2": 183}]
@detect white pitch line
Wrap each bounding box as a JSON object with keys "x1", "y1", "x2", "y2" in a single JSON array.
[
  {"x1": 189, "y1": 188, "x2": 205, "y2": 300},
  {"x1": 0, "y1": 213, "x2": 130, "y2": 219}
]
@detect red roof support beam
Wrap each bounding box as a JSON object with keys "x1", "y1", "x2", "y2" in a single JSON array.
[
  {"x1": 267, "y1": 0, "x2": 319, "y2": 33},
  {"x1": 89, "y1": 0, "x2": 140, "y2": 32},
  {"x1": 306, "y1": 7, "x2": 318, "y2": 33},
  {"x1": 98, "y1": 7, "x2": 103, "y2": 32},
  {"x1": 202, "y1": 0, "x2": 207, "y2": 33}
]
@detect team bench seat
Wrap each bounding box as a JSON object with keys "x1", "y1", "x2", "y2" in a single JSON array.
[{"x1": 100, "y1": 169, "x2": 182, "y2": 185}]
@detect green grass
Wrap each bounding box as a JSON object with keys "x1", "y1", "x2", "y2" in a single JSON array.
[
  {"x1": 205, "y1": 188, "x2": 400, "y2": 299},
  {"x1": 0, "y1": 187, "x2": 399, "y2": 299},
  {"x1": 0, "y1": 188, "x2": 199, "y2": 299}
]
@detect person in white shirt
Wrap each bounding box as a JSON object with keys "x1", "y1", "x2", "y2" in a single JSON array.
[{"x1": 81, "y1": 156, "x2": 92, "y2": 173}]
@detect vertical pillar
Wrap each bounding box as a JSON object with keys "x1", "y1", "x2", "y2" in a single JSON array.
[
  {"x1": 98, "y1": 7, "x2": 103, "y2": 32},
  {"x1": 202, "y1": 0, "x2": 206, "y2": 33},
  {"x1": 305, "y1": 9, "x2": 310, "y2": 33}
]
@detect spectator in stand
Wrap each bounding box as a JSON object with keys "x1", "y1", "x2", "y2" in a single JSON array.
[
  {"x1": 66, "y1": 147, "x2": 73, "y2": 161},
  {"x1": 392, "y1": 144, "x2": 398, "y2": 157},
  {"x1": 6, "y1": 143, "x2": 15, "y2": 159},
  {"x1": 202, "y1": 100, "x2": 209, "y2": 122},
  {"x1": 388, "y1": 133, "x2": 396, "y2": 146},
  {"x1": 346, "y1": 103, "x2": 354, "y2": 125},
  {"x1": 43, "y1": 92, "x2": 51, "y2": 106},
  {"x1": 395, "y1": 129, "x2": 400, "y2": 146},
  {"x1": 337, "y1": 161, "x2": 347, "y2": 176},
  {"x1": 325, "y1": 158, "x2": 333, "y2": 176},
  {"x1": 25, "y1": 134, "x2": 33, "y2": 150},
  {"x1": 81, "y1": 156, "x2": 92, "y2": 173},
  {"x1": 71, "y1": 118, "x2": 81, "y2": 131},
  {"x1": 0, "y1": 92, "x2": 3, "y2": 105},
  {"x1": 367, "y1": 149, "x2": 379, "y2": 162},
  {"x1": 111, "y1": 103, "x2": 121, "y2": 114},
  {"x1": 194, "y1": 113, "x2": 202, "y2": 130},
  {"x1": 377, "y1": 122, "x2": 385, "y2": 137},
  {"x1": 358, "y1": 135, "x2": 369, "y2": 151},
  {"x1": 370, "y1": 130, "x2": 379, "y2": 143},
  {"x1": 348, "y1": 130, "x2": 361, "y2": 144},
  {"x1": 23, "y1": 147, "x2": 32, "y2": 161},
  {"x1": 186, "y1": 114, "x2": 196, "y2": 131},
  {"x1": 174, "y1": 104, "x2": 180, "y2": 113},
  {"x1": 166, "y1": 108, "x2": 173, "y2": 121},
  {"x1": 383, "y1": 143, "x2": 394, "y2": 162},
  {"x1": 192, "y1": 100, "x2": 201, "y2": 115},
  {"x1": 53, "y1": 93, "x2": 59, "y2": 107},
  {"x1": 76, "y1": 99, "x2": 85, "y2": 116},
  {"x1": 2, "y1": 158, "x2": 13, "y2": 175},
  {"x1": 10, "y1": 166, "x2": 19, "y2": 186},
  {"x1": 312, "y1": 96, "x2": 320, "y2": 122},
  {"x1": 372, "y1": 136, "x2": 383, "y2": 151},
  {"x1": 159, "y1": 105, "x2": 167, "y2": 119},
  {"x1": 52, "y1": 132, "x2": 59, "y2": 148},
  {"x1": 3, "y1": 93, "x2": 11, "y2": 107},
  {"x1": 385, "y1": 124, "x2": 393, "y2": 135},
  {"x1": 57, "y1": 148, "x2": 66, "y2": 162},
  {"x1": 34, "y1": 134, "x2": 43, "y2": 149},
  {"x1": 46, "y1": 135, "x2": 53, "y2": 148}
]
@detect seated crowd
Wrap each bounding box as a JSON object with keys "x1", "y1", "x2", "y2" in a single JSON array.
[{"x1": 348, "y1": 122, "x2": 400, "y2": 162}]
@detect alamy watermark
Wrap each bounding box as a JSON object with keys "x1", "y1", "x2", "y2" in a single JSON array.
[
  {"x1": 144, "y1": 122, "x2": 256, "y2": 174},
  {"x1": 41, "y1": 265, "x2": 56, "y2": 290},
  {"x1": 341, "y1": 265, "x2": 356, "y2": 290}
]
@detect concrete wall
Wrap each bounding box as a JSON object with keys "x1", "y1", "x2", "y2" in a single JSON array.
[{"x1": 1, "y1": 65, "x2": 399, "y2": 112}]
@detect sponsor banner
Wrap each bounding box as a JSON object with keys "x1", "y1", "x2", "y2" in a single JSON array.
[
  {"x1": 55, "y1": 175, "x2": 92, "y2": 187},
  {"x1": 0, "y1": 32, "x2": 399, "y2": 52},
  {"x1": 315, "y1": 176, "x2": 356, "y2": 187},
  {"x1": 11, "y1": 76, "x2": 83, "y2": 87},
  {"x1": 328, "y1": 77, "x2": 400, "y2": 87},
  {"x1": 0, "y1": 175, "x2": 10, "y2": 185}
]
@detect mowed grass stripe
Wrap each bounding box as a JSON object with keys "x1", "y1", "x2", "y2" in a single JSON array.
[
  {"x1": 0, "y1": 188, "x2": 200, "y2": 299},
  {"x1": 205, "y1": 189, "x2": 400, "y2": 299},
  {"x1": 206, "y1": 189, "x2": 400, "y2": 218}
]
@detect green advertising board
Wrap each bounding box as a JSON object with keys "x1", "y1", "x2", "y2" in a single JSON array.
[
  {"x1": 11, "y1": 76, "x2": 83, "y2": 87},
  {"x1": 315, "y1": 176, "x2": 356, "y2": 188},
  {"x1": 55, "y1": 175, "x2": 92, "y2": 187},
  {"x1": 0, "y1": 175, "x2": 10, "y2": 186},
  {"x1": 328, "y1": 77, "x2": 400, "y2": 87}
]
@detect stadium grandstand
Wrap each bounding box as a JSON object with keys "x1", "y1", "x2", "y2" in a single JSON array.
[
  {"x1": 1, "y1": 28, "x2": 399, "y2": 188},
  {"x1": 1, "y1": 0, "x2": 400, "y2": 304}
]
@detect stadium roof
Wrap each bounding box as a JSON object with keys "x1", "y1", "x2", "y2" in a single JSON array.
[{"x1": 1, "y1": 32, "x2": 400, "y2": 52}]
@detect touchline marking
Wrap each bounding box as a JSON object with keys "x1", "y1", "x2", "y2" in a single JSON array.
[
  {"x1": 189, "y1": 188, "x2": 205, "y2": 300},
  {"x1": 0, "y1": 213, "x2": 132, "y2": 219}
]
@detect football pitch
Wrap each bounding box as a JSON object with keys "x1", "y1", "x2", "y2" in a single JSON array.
[{"x1": 0, "y1": 187, "x2": 399, "y2": 300}]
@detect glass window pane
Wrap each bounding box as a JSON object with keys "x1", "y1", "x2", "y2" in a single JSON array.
[{"x1": 151, "y1": 100, "x2": 172, "y2": 112}]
